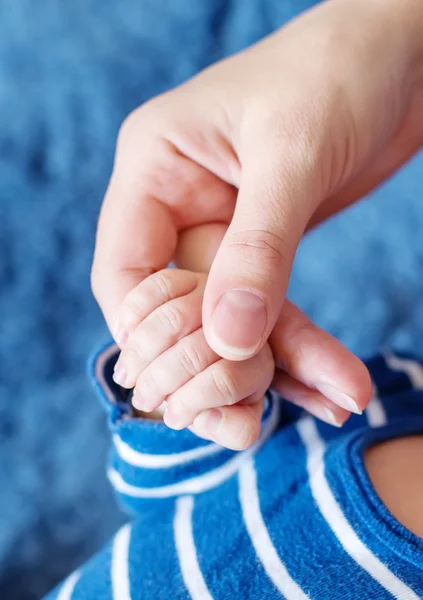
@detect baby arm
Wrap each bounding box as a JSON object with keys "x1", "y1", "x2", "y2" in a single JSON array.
[{"x1": 112, "y1": 223, "x2": 274, "y2": 450}]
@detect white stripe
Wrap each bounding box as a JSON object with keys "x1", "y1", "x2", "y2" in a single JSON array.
[
  {"x1": 57, "y1": 571, "x2": 80, "y2": 600},
  {"x1": 113, "y1": 434, "x2": 225, "y2": 469},
  {"x1": 111, "y1": 523, "x2": 132, "y2": 600},
  {"x1": 174, "y1": 496, "x2": 213, "y2": 600},
  {"x1": 239, "y1": 459, "x2": 309, "y2": 599},
  {"x1": 365, "y1": 385, "x2": 387, "y2": 427},
  {"x1": 384, "y1": 352, "x2": 423, "y2": 390},
  {"x1": 108, "y1": 398, "x2": 280, "y2": 498},
  {"x1": 297, "y1": 416, "x2": 420, "y2": 600},
  {"x1": 95, "y1": 343, "x2": 120, "y2": 404}
]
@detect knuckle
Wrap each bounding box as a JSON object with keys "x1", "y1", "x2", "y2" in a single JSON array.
[
  {"x1": 225, "y1": 229, "x2": 287, "y2": 272},
  {"x1": 176, "y1": 345, "x2": 204, "y2": 377},
  {"x1": 151, "y1": 270, "x2": 173, "y2": 303},
  {"x1": 90, "y1": 266, "x2": 102, "y2": 302},
  {"x1": 117, "y1": 106, "x2": 152, "y2": 151},
  {"x1": 127, "y1": 332, "x2": 144, "y2": 358},
  {"x1": 117, "y1": 97, "x2": 168, "y2": 153},
  {"x1": 263, "y1": 100, "x2": 321, "y2": 163},
  {"x1": 170, "y1": 390, "x2": 190, "y2": 415},
  {"x1": 117, "y1": 109, "x2": 142, "y2": 152},
  {"x1": 231, "y1": 412, "x2": 260, "y2": 450},
  {"x1": 122, "y1": 269, "x2": 175, "y2": 321},
  {"x1": 287, "y1": 318, "x2": 315, "y2": 346},
  {"x1": 211, "y1": 368, "x2": 238, "y2": 405},
  {"x1": 284, "y1": 320, "x2": 315, "y2": 372},
  {"x1": 157, "y1": 303, "x2": 184, "y2": 334},
  {"x1": 279, "y1": 107, "x2": 317, "y2": 160},
  {"x1": 250, "y1": 102, "x2": 324, "y2": 197},
  {"x1": 138, "y1": 368, "x2": 161, "y2": 396},
  {"x1": 124, "y1": 292, "x2": 146, "y2": 321}
]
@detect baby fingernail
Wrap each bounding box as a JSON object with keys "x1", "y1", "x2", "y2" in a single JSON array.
[
  {"x1": 113, "y1": 363, "x2": 127, "y2": 387},
  {"x1": 193, "y1": 409, "x2": 223, "y2": 435},
  {"x1": 132, "y1": 390, "x2": 146, "y2": 410},
  {"x1": 132, "y1": 389, "x2": 155, "y2": 412},
  {"x1": 113, "y1": 321, "x2": 128, "y2": 346},
  {"x1": 317, "y1": 383, "x2": 362, "y2": 415},
  {"x1": 163, "y1": 406, "x2": 185, "y2": 430}
]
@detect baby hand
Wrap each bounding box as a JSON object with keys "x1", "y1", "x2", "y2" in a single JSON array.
[{"x1": 112, "y1": 268, "x2": 274, "y2": 450}]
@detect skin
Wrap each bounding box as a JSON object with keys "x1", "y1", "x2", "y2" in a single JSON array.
[
  {"x1": 115, "y1": 223, "x2": 356, "y2": 450},
  {"x1": 366, "y1": 436, "x2": 423, "y2": 538},
  {"x1": 92, "y1": 0, "x2": 423, "y2": 438}
]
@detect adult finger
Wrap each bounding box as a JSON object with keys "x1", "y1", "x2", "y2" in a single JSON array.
[
  {"x1": 91, "y1": 184, "x2": 177, "y2": 336},
  {"x1": 271, "y1": 371, "x2": 350, "y2": 427},
  {"x1": 202, "y1": 131, "x2": 319, "y2": 361},
  {"x1": 269, "y1": 300, "x2": 372, "y2": 413},
  {"x1": 91, "y1": 105, "x2": 237, "y2": 336}
]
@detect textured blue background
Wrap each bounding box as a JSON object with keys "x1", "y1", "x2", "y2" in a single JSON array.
[{"x1": 0, "y1": 1, "x2": 421, "y2": 598}]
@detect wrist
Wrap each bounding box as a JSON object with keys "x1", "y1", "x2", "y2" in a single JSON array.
[
  {"x1": 409, "y1": 3, "x2": 423, "y2": 91},
  {"x1": 336, "y1": 0, "x2": 423, "y2": 93},
  {"x1": 376, "y1": 0, "x2": 423, "y2": 91}
]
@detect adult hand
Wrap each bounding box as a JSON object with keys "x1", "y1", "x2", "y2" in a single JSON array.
[{"x1": 92, "y1": 0, "x2": 423, "y2": 410}]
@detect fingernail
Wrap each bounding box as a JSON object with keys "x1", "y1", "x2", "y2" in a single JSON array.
[
  {"x1": 317, "y1": 383, "x2": 362, "y2": 415},
  {"x1": 323, "y1": 407, "x2": 344, "y2": 428},
  {"x1": 132, "y1": 389, "x2": 149, "y2": 412},
  {"x1": 302, "y1": 399, "x2": 346, "y2": 428},
  {"x1": 193, "y1": 409, "x2": 223, "y2": 435},
  {"x1": 163, "y1": 406, "x2": 185, "y2": 430},
  {"x1": 113, "y1": 363, "x2": 127, "y2": 387},
  {"x1": 114, "y1": 323, "x2": 128, "y2": 346},
  {"x1": 211, "y1": 291, "x2": 266, "y2": 357}
]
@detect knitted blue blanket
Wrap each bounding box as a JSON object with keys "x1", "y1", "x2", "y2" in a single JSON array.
[{"x1": 0, "y1": 1, "x2": 422, "y2": 597}]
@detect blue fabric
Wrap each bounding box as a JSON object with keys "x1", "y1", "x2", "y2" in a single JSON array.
[
  {"x1": 46, "y1": 345, "x2": 423, "y2": 599},
  {"x1": 1, "y1": 1, "x2": 423, "y2": 598}
]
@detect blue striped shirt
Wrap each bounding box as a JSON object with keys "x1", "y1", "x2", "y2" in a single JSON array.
[{"x1": 45, "y1": 343, "x2": 423, "y2": 599}]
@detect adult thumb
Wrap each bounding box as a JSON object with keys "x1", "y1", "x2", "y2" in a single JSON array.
[{"x1": 203, "y1": 145, "x2": 318, "y2": 360}]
